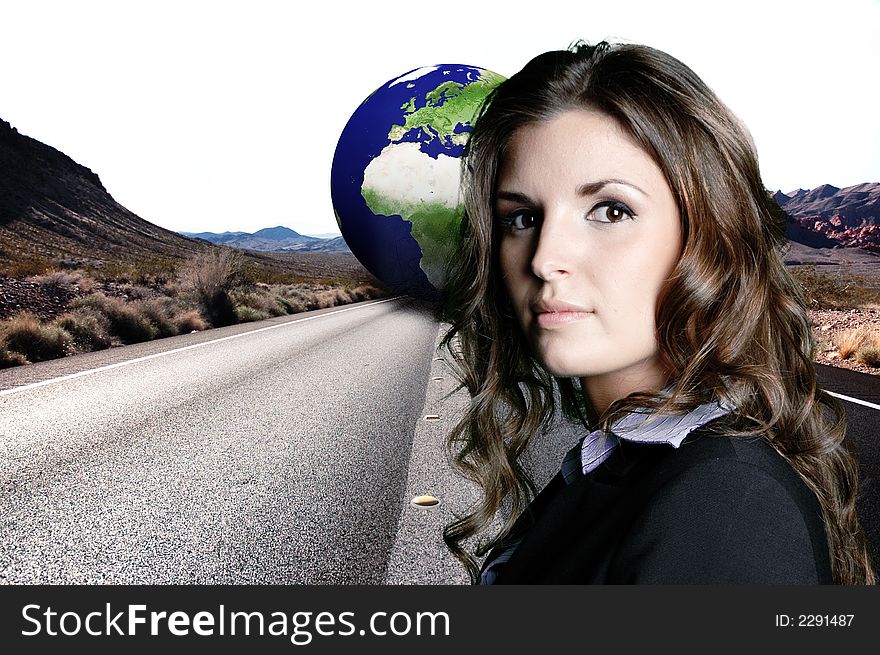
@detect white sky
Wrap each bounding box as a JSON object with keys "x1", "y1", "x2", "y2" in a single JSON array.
[{"x1": 1, "y1": 0, "x2": 877, "y2": 235}]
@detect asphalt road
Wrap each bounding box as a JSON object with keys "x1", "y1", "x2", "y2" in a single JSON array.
[
  {"x1": 816, "y1": 364, "x2": 880, "y2": 565},
  {"x1": 0, "y1": 296, "x2": 440, "y2": 583}
]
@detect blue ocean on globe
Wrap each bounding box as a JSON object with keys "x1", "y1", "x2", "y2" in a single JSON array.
[{"x1": 331, "y1": 64, "x2": 504, "y2": 299}]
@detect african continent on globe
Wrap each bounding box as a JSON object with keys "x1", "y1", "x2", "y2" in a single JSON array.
[{"x1": 331, "y1": 64, "x2": 505, "y2": 299}]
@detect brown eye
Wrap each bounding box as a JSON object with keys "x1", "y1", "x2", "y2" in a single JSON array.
[
  {"x1": 588, "y1": 201, "x2": 635, "y2": 223},
  {"x1": 501, "y1": 210, "x2": 539, "y2": 231},
  {"x1": 606, "y1": 206, "x2": 625, "y2": 221}
]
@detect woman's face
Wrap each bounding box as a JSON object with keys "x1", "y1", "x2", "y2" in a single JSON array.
[{"x1": 496, "y1": 109, "x2": 682, "y2": 407}]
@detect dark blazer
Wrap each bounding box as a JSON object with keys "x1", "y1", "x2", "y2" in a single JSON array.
[{"x1": 484, "y1": 417, "x2": 834, "y2": 584}]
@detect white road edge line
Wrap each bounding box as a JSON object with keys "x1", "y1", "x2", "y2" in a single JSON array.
[
  {"x1": 0, "y1": 296, "x2": 405, "y2": 398},
  {"x1": 826, "y1": 391, "x2": 880, "y2": 412}
]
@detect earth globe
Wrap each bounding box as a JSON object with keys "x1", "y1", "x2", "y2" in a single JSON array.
[{"x1": 331, "y1": 64, "x2": 505, "y2": 299}]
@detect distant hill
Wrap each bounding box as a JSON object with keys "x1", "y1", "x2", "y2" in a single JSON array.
[
  {"x1": 0, "y1": 118, "x2": 201, "y2": 264},
  {"x1": 305, "y1": 232, "x2": 343, "y2": 239},
  {"x1": 186, "y1": 230, "x2": 249, "y2": 242},
  {"x1": 774, "y1": 183, "x2": 880, "y2": 253},
  {"x1": 308, "y1": 236, "x2": 350, "y2": 253},
  {"x1": 181, "y1": 226, "x2": 351, "y2": 253}
]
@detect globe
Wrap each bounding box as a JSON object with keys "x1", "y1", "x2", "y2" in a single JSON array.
[{"x1": 331, "y1": 64, "x2": 505, "y2": 299}]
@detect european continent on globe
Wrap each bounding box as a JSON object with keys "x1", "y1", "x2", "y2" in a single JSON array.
[{"x1": 331, "y1": 65, "x2": 505, "y2": 298}]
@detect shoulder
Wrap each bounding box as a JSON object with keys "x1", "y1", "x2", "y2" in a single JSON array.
[{"x1": 608, "y1": 421, "x2": 833, "y2": 584}]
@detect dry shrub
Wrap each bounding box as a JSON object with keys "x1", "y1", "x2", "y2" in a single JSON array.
[
  {"x1": 277, "y1": 295, "x2": 305, "y2": 314},
  {"x1": 1, "y1": 312, "x2": 72, "y2": 362},
  {"x1": 239, "y1": 282, "x2": 385, "y2": 315},
  {"x1": 54, "y1": 312, "x2": 112, "y2": 352},
  {"x1": 30, "y1": 269, "x2": 86, "y2": 288},
  {"x1": 233, "y1": 289, "x2": 286, "y2": 317},
  {"x1": 71, "y1": 293, "x2": 155, "y2": 344},
  {"x1": 856, "y1": 347, "x2": 880, "y2": 367},
  {"x1": 263, "y1": 295, "x2": 288, "y2": 317},
  {"x1": 266, "y1": 285, "x2": 307, "y2": 313},
  {"x1": 836, "y1": 329, "x2": 866, "y2": 360},
  {"x1": 350, "y1": 284, "x2": 384, "y2": 301},
  {"x1": 180, "y1": 249, "x2": 242, "y2": 327},
  {"x1": 204, "y1": 289, "x2": 236, "y2": 327},
  {"x1": 175, "y1": 309, "x2": 207, "y2": 333},
  {"x1": 180, "y1": 248, "x2": 242, "y2": 298},
  {"x1": 235, "y1": 306, "x2": 270, "y2": 323},
  {"x1": 109, "y1": 303, "x2": 157, "y2": 344},
  {"x1": 120, "y1": 285, "x2": 156, "y2": 301},
  {"x1": 279, "y1": 287, "x2": 311, "y2": 304},
  {"x1": 0, "y1": 347, "x2": 29, "y2": 369},
  {"x1": 161, "y1": 279, "x2": 184, "y2": 298},
  {"x1": 63, "y1": 304, "x2": 112, "y2": 333},
  {"x1": 76, "y1": 275, "x2": 97, "y2": 293},
  {"x1": 265, "y1": 285, "x2": 313, "y2": 312},
  {"x1": 139, "y1": 297, "x2": 180, "y2": 338},
  {"x1": 856, "y1": 332, "x2": 880, "y2": 367},
  {"x1": 310, "y1": 290, "x2": 336, "y2": 310},
  {"x1": 70, "y1": 292, "x2": 114, "y2": 314}
]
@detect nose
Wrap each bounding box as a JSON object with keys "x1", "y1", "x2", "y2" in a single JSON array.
[{"x1": 530, "y1": 211, "x2": 577, "y2": 281}]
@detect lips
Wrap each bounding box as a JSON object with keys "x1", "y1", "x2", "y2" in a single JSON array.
[
  {"x1": 531, "y1": 298, "x2": 594, "y2": 329},
  {"x1": 532, "y1": 298, "x2": 592, "y2": 314}
]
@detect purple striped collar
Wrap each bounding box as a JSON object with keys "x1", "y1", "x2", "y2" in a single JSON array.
[{"x1": 561, "y1": 401, "x2": 732, "y2": 484}]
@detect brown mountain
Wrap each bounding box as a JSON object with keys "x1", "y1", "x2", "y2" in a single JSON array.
[
  {"x1": 0, "y1": 118, "x2": 202, "y2": 265},
  {"x1": 0, "y1": 119, "x2": 374, "y2": 286},
  {"x1": 774, "y1": 182, "x2": 880, "y2": 253}
]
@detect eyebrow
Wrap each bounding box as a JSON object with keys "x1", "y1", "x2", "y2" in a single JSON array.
[
  {"x1": 577, "y1": 178, "x2": 647, "y2": 197},
  {"x1": 495, "y1": 178, "x2": 647, "y2": 204},
  {"x1": 495, "y1": 190, "x2": 532, "y2": 204}
]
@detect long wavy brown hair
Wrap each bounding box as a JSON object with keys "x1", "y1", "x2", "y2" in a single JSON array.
[{"x1": 439, "y1": 41, "x2": 875, "y2": 584}]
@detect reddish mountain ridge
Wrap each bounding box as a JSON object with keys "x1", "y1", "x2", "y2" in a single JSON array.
[
  {"x1": 774, "y1": 183, "x2": 880, "y2": 253},
  {"x1": 0, "y1": 118, "x2": 200, "y2": 264}
]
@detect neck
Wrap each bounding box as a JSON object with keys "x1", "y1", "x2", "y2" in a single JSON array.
[{"x1": 581, "y1": 357, "x2": 669, "y2": 418}]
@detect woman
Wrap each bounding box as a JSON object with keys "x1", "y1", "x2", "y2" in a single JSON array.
[{"x1": 440, "y1": 41, "x2": 875, "y2": 584}]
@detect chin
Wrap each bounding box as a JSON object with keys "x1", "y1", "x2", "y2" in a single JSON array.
[
  {"x1": 538, "y1": 352, "x2": 596, "y2": 379},
  {"x1": 536, "y1": 340, "x2": 635, "y2": 380}
]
